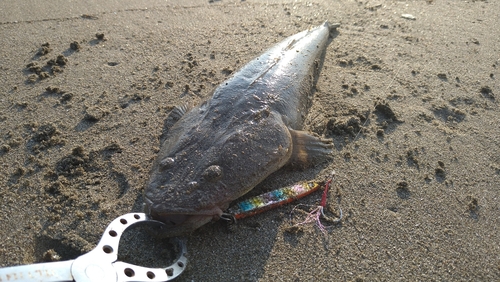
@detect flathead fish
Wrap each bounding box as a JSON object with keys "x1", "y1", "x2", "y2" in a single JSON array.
[{"x1": 144, "y1": 22, "x2": 338, "y2": 236}]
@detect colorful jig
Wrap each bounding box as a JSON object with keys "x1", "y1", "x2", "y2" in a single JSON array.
[
  {"x1": 222, "y1": 171, "x2": 342, "y2": 235},
  {"x1": 223, "y1": 182, "x2": 321, "y2": 221}
]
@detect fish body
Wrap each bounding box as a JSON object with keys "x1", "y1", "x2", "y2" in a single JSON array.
[{"x1": 144, "y1": 22, "x2": 337, "y2": 236}]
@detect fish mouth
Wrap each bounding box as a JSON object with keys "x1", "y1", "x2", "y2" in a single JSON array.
[
  {"x1": 144, "y1": 197, "x2": 220, "y2": 237},
  {"x1": 149, "y1": 211, "x2": 214, "y2": 237}
]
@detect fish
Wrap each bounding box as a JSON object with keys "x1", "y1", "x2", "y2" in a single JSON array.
[{"x1": 144, "y1": 21, "x2": 338, "y2": 237}]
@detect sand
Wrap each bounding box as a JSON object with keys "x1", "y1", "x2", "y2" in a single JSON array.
[{"x1": 0, "y1": 0, "x2": 499, "y2": 281}]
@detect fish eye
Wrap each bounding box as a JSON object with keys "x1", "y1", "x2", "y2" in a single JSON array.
[
  {"x1": 159, "y1": 157, "x2": 175, "y2": 170},
  {"x1": 202, "y1": 165, "x2": 223, "y2": 182}
]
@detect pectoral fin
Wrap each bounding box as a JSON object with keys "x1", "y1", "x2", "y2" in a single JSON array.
[
  {"x1": 160, "y1": 104, "x2": 192, "y2": 144},
  {"x1": 288, "y1": 129, "x2": 333, "y2": 167}
]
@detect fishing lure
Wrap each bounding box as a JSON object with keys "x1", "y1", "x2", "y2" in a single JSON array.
[
  {"x1": 223, "y1": 182, "x2": 321, "y2": 221},
  {"x1": 222, "y1": 172, "x2": 342, "y2": 235}
]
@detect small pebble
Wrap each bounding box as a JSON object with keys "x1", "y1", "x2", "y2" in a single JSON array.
[{"x1": 401, "y1": 14, "x2": 416, "y2": 20}]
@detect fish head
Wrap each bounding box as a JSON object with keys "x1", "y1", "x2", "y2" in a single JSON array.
[
  {"x1": 144, "y1": 108, "x2": 292, "y2": 237},
  {"x1": 144, "y1": 159, "x2": 231, "y2": 237}
]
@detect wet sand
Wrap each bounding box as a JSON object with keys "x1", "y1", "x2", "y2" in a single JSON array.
[{"x1": 0, "y1": 0, "x2": 499, "y2": 281}]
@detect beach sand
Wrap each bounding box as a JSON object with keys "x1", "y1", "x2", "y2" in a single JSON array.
[{"x1": 0, "y1": 0, "x2": 499, "y2": 281}]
